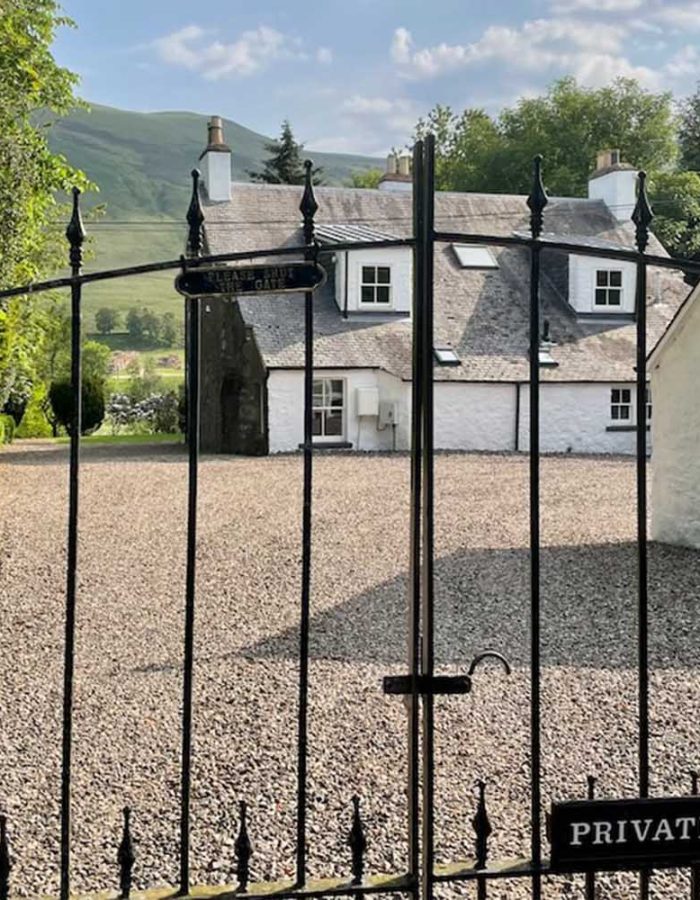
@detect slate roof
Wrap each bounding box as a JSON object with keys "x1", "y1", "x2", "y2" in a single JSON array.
[{"x1": 202, "y1": 183, "x2": 690, "y2": 383}]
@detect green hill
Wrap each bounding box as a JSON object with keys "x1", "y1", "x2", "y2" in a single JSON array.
[{"x1": 45, "y1": 104, "x2": 382, "y2": 328}]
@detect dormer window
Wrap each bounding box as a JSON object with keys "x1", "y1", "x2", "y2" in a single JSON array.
[
  {"x1": 595, "y1": 269, "x2": 623, "y2": 307},
  {"x1": 361, "y1": 266, "x2": 392, "y2": 306}
]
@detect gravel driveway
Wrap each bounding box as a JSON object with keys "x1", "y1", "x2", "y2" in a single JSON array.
[{"x1": 1, "y1": 442, "x2": 699, "y2": 899}]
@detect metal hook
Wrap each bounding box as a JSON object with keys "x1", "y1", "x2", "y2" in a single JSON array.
[{"x1": 467, "y1": 650, "x2": 512, "y2": 677}]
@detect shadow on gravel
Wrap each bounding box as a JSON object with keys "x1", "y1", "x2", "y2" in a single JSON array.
[
  {"x1": 0, "y1": 441, "x2": 185, "y2": 466},
  {"x1": 246, "y1": 542, "x2": 700, "y2": 670}
]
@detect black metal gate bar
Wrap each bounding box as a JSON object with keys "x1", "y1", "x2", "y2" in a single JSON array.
[
  {"x1": 407, "y1": 140, "x2": 424, "y2": 890},
  {"x1": 527, "y1": 156, "x2": 548, "y2": 900},
  {"x1": 60, "y1": 186, "x2": 86, "y2": 900},
  {"x1": 296, "y1": 161, "x2": 319, "y2": 886},
  {"x1": 179, "y1": 169, "x2": 205, "y2": 896},
  {"x1": 419, "y1": 134, "x2": 436, "y2": 900},
  {"x1": 632, "y1": 171, "x2": 653, "y2": 900}
]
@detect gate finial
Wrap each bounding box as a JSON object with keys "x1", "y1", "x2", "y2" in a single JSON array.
[
  {"x1": 0, "y1": 815, "x2": 11, "y2": 900},
  {"x1": 472, "y1": 780, "x2": 492, "y2": 870},
  {"x1": 300, "y1": 160, "x2": 318, "y2": 246},
  {"x1": 632, "y1": 171, "x2": 653, "y2": 254},
  {"x1": 117, "y1": 806, "x2": 135, "y2": 899},
  {"x1": 527, "y1": 155, "x2": 548, "y2": 240},
  {"x1": 349, "y1": 795, "x2": 367, "y2": 885},
  {"x1": 66, "y1": 187, "x2": 86, "y2": 271},
  {"x1": 186, "y1": 169, "x2": 205, "y2": 258},
  {"x1": 235, "y1": 800, "x2": 252, "y2": 891}
]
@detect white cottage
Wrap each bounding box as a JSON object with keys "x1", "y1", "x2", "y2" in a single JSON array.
[
  {"x1": 194, "y1": 120, "x2": 690, "y2": 456},
  {"x1": 648, "y1": 281, "x2": 700, "y2": 548}
]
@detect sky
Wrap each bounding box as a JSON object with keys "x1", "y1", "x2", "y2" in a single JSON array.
[{"x1": 53, "y1": 0, "x2": 700, "y2": 158}]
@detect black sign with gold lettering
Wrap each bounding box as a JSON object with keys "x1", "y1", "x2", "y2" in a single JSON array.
[
  {"x1": 550, "y1": 796, "x2": 700, "y2": 872},
  {"x1": 175, "y1": 262, "x2": 326, "y2": 298}
]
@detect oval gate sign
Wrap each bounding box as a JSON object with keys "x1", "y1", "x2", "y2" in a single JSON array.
[{"x1": 175, "y1": 262, "x2": 326, "y2": 298}]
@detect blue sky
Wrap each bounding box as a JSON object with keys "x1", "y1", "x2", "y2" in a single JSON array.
[{"x1": 54, "y1": 0, "x2": 700, "y2": 157}]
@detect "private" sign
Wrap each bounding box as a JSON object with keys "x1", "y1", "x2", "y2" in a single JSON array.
[
  {"x1": 175, "y1": 262, "x2": 326, "y2": 298},
  {"x1": 550, "y1": 796, "x2": 700, "y2": 872}
]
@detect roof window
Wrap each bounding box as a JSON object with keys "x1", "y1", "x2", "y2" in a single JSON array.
[
  {"x1": 434, "y1": 347, "x2": 461, "y2": 366},
  {"x1": 451, "y1": 244, "x2": 498, "y2": 269}
]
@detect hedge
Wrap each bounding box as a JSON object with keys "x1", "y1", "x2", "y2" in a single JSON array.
[{"x1": 0, "y1": 413, "x2": 16, "y2": 444}]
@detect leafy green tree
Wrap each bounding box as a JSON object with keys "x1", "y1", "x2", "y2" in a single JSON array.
[
  {"x1": 249, "y1": 120, "x2": 323, "y2": 185},
  {"x1": 126, "y1": 307, "x2": 145, "y2": 340},
  {"x1": 650, "y1": 171, "x2": 700, "y2": 283},
  {"x1": 141, "y1": 309, "x2": 161, "y2": 342},
  {"x1": 0, "y1": 1, "x2": 89, "y2": 408},
  {"x1": 679, "y1": 84, "x2": 700, "y2": 173},
  {"x1": 95, "y1": 306, "x2": 120, "y2": 334},
  {"x1": 160, "y1": 311, "x2": 178, "y2": 346},
  {"x1": 349, "y1": 169, "x2": 384, "y2": 189}
]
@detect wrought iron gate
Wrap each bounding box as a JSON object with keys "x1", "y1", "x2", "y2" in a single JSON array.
[{"x1": 1, "y1": 135, "x2": 700, "y2": 900}]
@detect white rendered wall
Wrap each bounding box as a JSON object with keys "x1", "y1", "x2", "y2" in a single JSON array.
[
  {"x1": 267, "y1": 368, "x2": 409, "y2": 453},
  {"x1": 201, "y1": 151, "x2": 231, "y2": 202},
  {"x1": 342, "y1": 247, "x2": 413, "y2": 314},
  {"x1": 650, "y1": 299, "x2": 700, "y2": 548},
  {"x1": 518, "y1": 383, "x2": 649, "y2": 455},
  {"x1": 433, "y1": 383, "x2": 517, "y2": 451},
  {"x1": 568, "y1": 254, "x2": 637, "y2": 315},
  {"x1": 588, "y1": 169, "x2": 638, "y2": 222}
]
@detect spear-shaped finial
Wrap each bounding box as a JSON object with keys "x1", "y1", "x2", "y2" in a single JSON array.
[
  {"x1": 349, "y1": 795, "x2": 367, "y2": 886},
  {"x1": 299, "y1": 160, "x2": 318, "y2": 246},
  {"x1": 472, "y1": 780, "x2": 492, "y2": 870},
  {"x1": 587, "y1": 774, "x2": 597, "y2": 800},
  {"x1": 186, "y1": 169, "x2": 205, "y2": 258},
  {"x1": 632, "y1": 171, "x2": 653, "y2": 254},
  {"x1": 235, "y1": 800, "x2": 252, "y2": 892},
  {"x1": 117, "y1": 806, "x2": 135, "y2": 899},
  {"x1": 66, "y1": 186, "x2": 86, "y2": 271},
  {"x1": 0, "y1": 815, "x2": 11, "y2": 900},
  {"x1": 527, "y1": 155, "x2": 548, "y2": 240}
]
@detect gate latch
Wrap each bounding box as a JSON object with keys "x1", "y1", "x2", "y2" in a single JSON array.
[{"x1": 382, "y1": 650, "x2": 511, "y2": 697}]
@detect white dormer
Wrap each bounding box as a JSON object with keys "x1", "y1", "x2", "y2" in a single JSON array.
[
  {"x1": 588, "y1": 148, "x2": 637, "y2": 223},
  {"x1": 568, "y1": 254, "x2": 636, "y2": 316},
  {"x1": 315, "y1": 224, "x2": 412, "y2": 316}
]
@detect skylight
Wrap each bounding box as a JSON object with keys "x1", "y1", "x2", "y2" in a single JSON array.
[
  {"x1": 452, "y1": 244, "x2": 498, "y2": 269},
  {"x1": 434, "y1": 347, "x2": 460, "y2": 366}
]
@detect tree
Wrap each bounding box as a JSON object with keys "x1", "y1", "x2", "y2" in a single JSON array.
[
  {"x1": 160, "y1": 311, "x2": 178, "y2": 346},
  {"x1": 95, "y1": 307, "x2": 120, "y2": 335},
  {"x1": 413, "y1": 78, "x2": 677, "y2": 197},
  {"x1": 679, "y1": 84, "x2": 700, "y2": 173},
  {"x1": 0, "y1": 1, "x2": 89, "y2": 408},
  {"x1": 126, "y1": 307, "x2": 145, "y2": 340},
  {"x1": 49, "y1": 376, "x2": 105, "y2": 436},
  {"x1": 650, "y1": 171, "x2": 700, "y2": 283},
  {"x1": 249, "y1": 120, "x2": 323, "y2": 185},
  {"x1": 349, "y1": 169, "x2": 384, "y2": 189},
  {"x1": 140, "y1": 309, "x2": 161, "y2": 342}
]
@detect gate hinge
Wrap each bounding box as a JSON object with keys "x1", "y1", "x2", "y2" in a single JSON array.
[{"x1": 382, "y1": 675, "x2": 471, "y2": 696}]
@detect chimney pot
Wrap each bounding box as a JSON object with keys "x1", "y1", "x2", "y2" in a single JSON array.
[
  {"x1": 386, "y1": 153, "x2": 398, "y2": 175},
  {"x1": 398, "y1": 154, "x2": 411, "y2": 177}
]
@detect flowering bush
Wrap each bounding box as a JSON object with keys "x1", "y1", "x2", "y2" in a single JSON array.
[{"x1": 106, "y1": 391, "x2": 180, "y2": 434}]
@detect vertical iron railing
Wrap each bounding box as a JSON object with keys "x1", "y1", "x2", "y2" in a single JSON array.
[
  {"x1": 179, "y1": 168, "x2": 204, "y2": 896},
  {"x1": 296, "y1": 159, "x2": 318, "y2": 887},
  {"x1": 60, "y1": 186, "x2": 86, "y2": 900},
  {"x1": 526, "y1": 156, "x2": 548, "y2": 900},
  {"x1": 632, "y1": 171, "x2": 653, "y2": 900}
]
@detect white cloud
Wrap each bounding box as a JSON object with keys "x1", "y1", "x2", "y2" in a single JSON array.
[
  {"x1": 550, "y1": 0, "x2": 643, "y2": 12},
  {"x1": 317, "y1": 47, "x2": 333, "y2": 64},
  {"x1": 153, "y1": 24, "x2": 307, "y2": 79},
  {"x1": 653, "y1": 2, "x2": 700, "y2": 31}
]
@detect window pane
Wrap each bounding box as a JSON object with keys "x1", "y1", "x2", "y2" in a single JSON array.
[
  {"x1": 377, "y1": 267, "x2": 391, "y2": 284},
  {"x1": 608, "y1": 290, "x2": 621, "y2": 305},
  {"x1": 376, "y1": 285, "x2": 391, "y2": 303},
  {"x1": 620, "y1": 407, "x2": 630, "y2": 420},
  {"x1": 313, "y1": 381, "x2": 324, "y2": 404},
  {"x1": 622, "y1": 389, "x2": 631, "y2": 402},
  {"x1": 362, "y1": 266, "x2": 375, "y2": 284},
  {"x1": 612, "y1": 407, "x2": 620, "y2": 420},
  {"x1": 361, "y1": 285, "x2": 374, "y2": 303},
  {"x1": 612, "y1": 389, "x2": 620, "y2": 402},
  {"x1": 312, "y1": 411, "x2": 323, "y2": 436},
  {"x1": 596, "y1": 271, "x2": 608, "y2": 286},
  {"x1": 330, "y1": 381, "x2": 343, "y2": 406},
  {"x1": 325, "y1": 410, "x2": 342, "y2": 436},
  {"x1": 610, "y1": 270, "x2": 622, "y2": 287},
  {"x1": 595, "y1": 289, "x2": 607, "y2": 305}
]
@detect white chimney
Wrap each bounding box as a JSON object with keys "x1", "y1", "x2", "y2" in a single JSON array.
[
  {"x1": 199, "y1": 115, "x2": 231, "y2": 202},
  {"x1": 378, "y1": 151, "x2": 412, "y2": 193},
  {"x1": 587, "y1": 148, "x2": 638, "y2": 223}
]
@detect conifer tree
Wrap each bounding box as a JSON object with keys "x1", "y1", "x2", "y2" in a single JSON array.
[{"x1": 249, "y1": 120, "x2": 323, "y2": 185}]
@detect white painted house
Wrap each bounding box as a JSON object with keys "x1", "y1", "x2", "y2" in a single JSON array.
[
  {"x1": 648, "y1": 281, "x2": 700, "y2": 549},
  {"x1": 194, "y1": 121, "x2": 690, "y2": 456}
]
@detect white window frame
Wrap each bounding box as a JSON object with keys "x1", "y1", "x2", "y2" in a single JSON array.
[
  {"x1": 312, "y1": 378, "x2": 345, "y2": 442},
  {"x1": 595, "y1": 268, "x2": 624, "y2": 308},
  {"x1": 359, "y1": 264, "x2": 392, "y2": 308},
  {"x1": 610, "y1": 386, "x2": 652, "y2": 425}
]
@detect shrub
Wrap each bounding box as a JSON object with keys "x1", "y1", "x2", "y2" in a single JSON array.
[
  {"x1": 49, "y1": 377, "x2": 106, "y2": 436},
  {"x1": 15, "y1": 387, "x2": 53, "y2": 438},
  {"x1": 0, "y1": 414, "x2": 15, "y2": 444}
]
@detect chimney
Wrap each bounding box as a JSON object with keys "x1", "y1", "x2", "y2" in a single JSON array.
[
  {"x1": 378, "y1": 152, "x2": 412, "y2": 193},
  {"x1": 198, "y1": 115, "x2": 231, "y2": 202},
  {"x1": 588, "y1": 148, "x2": 637, "y2": 223}
]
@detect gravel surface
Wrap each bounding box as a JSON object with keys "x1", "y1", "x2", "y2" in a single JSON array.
[{"x1": 1, "y1": 441, "x2": 699, "y2": 899}]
